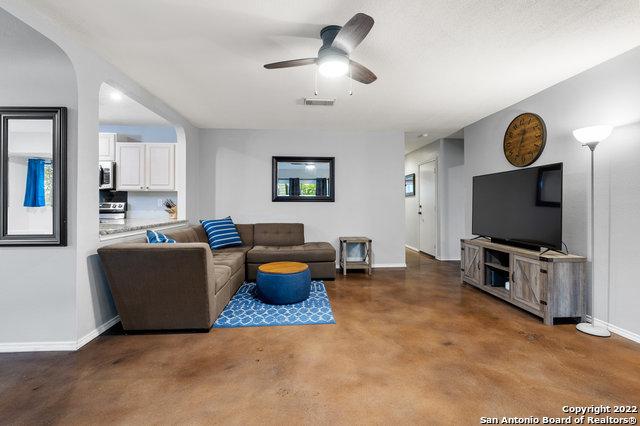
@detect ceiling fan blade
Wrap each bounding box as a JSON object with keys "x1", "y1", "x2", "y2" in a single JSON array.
[
  {"x1": 349, "y1": 60, "x2": 377, "y2": 84},
  {"x1": 264, "y1": 58, "x2": 317, "y2": 69},
  {"x1": 332, "y1": 13, "x2": 374, "y2": 54}
]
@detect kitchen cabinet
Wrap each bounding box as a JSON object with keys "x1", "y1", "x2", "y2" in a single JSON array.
[
  {"x1": 116, "y1": 142, "x2": 174, "y2": 191},
  {"x1": 146, "y1": 144, "x2": 175, "y2": 191},
  {"x1": 98, "y1": 132, "x2": 116, "y2": 161}
]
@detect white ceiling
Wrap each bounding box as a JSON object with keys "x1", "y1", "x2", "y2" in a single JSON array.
[
  {"x1": 99, "y1": 83, "x2": 170, "y2": 125},
  {"x1": 25, "y1": 0, "x2": 640, "y2": 147}
]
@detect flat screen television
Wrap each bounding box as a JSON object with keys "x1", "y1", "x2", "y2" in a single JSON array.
[{"x1": 472, "y1": 163, "x2": 562, "y2": 250}]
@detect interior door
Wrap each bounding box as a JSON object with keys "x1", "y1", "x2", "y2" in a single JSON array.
[
  {"x1": 419, "y1": 160, "x2": 437, "y2": 256},
  {"x1": 116, "y1": 143, "x2": 145, "y2": 191},
  {"x1": 511, "y1": 255, "x2": 544, "y2": 312},
  {"x1": 146, "y1": 144, "x2": 175, "y2": 190}
]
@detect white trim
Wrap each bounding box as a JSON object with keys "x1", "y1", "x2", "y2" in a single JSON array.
[
  {"x1": 590, "y1": 317, "x2": 640, "y2": 344},
  {"x1": 76, "y1": 315, "x2": 120, "y2": 349},
  {"x1": 408, "y1": 246, "x2": 459, "y2": 261},
  {"x1": 0, "y1": 315, "x2": 120, "y2": 353},
  {"x1": 373, "y1": 263, "x2": 407, "y2": 268},
  {"x1": 0, "y1": 340, "x2": 77, "y2": 353}
]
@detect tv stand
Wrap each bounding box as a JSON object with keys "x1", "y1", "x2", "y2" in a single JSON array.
[
  {"x1": 490, "y1": 238, "x2": 540, "y2": 251},
  {"x1": 460, "y1": 238, "x2": 586, "y2": 325}
]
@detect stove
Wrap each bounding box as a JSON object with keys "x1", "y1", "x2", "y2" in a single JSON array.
[{"x1": 99, "y1": 202, "x2": 127, "y2": 224}]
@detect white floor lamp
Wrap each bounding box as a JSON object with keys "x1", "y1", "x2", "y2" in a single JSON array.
[{"x1": 572, "y1": 125, "x2": 613, "y2": 338}]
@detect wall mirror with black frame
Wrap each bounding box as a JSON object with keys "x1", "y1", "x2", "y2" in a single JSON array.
[
  {"x1": 0, "y1": 107, "x2": 67, "y2": 246},
  {"x1": 272, "y1": 156, "x2": 335, "y2": 202}
]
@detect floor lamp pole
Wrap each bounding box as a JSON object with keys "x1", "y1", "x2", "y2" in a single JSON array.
[{"x1": 576, "y1": 142, "x2": 611, "y2": 337}]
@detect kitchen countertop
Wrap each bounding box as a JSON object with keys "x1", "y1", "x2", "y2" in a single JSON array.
[{"x1": 99, "y1": 218, "x2": 189, "y2": 237}]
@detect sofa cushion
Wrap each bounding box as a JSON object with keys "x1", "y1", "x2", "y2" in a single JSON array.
[
  {"x1": 214, "y1": 265, "x2": 232, "y2": 293},
  {"x1": 146, "y1": 230, "x2": 176, "y2": 244},
  {"x1": 253, "y1": 223, "x2": 304, "y2": 246},
  {"x1": 235, "y1": 224, "x2": 254, "y2": 246},
  {"x1": 201, "y1": 217, "x2": 243, "y2": 249},
  {"x1": 192, "y1": 224, "x2": 209, "y2": 243},
  {"x1": 215, "y1": 245, "x2": 252, "y2": 255},
  {"x1": 211, "y1": 251, "x2": 245, "y2": 275},
  {"x1": 164, "y1": 227, "x2": 199, "y2": 243},
  {"x1": 247, "y1": 242, "x2": 336, "y2": 263}
]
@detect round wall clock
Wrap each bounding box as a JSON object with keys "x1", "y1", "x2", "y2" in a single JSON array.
[{"x1": 503, "y1": 113, "x2": 547, "y2": 167}]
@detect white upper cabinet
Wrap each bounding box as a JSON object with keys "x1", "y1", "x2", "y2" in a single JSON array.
[
  {"x1": 116, "y1": 143, "x2": 146, "y2": 191},
  {"x1": 116, "y1": 142, "x2": 175, "y2": 191},
  {"x1": 98, "y1": 132, "x2": 116, "y2": 161},
  {"x1": 146, "y1": 143, "x2": 175, "y2": 191}
]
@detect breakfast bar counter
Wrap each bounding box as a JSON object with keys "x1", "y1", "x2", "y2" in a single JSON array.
[{"x1": 99, "y1": 218, "x2": 188, "y2": 240}]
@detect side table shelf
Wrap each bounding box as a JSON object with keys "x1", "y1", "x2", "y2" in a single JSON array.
[{"x1": 339, "y1": 236, "x2": 372, "y2": 276}]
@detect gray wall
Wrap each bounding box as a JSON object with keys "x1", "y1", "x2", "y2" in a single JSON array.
[
  {"x1": 0, "y1": 8, "x2": 78, "y2": 345},
  {"x1": 464, "y1": 46, "x2": 640, "y2": 339},
  {"x1": 198, "y1": 129, "x2": 406, "y2": 267},
  {"x1": 0, "y1": 1, "x2": 201, "y2": 350}
]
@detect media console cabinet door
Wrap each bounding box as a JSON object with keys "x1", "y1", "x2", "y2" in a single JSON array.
[
  {"x1": 511, "y1": 255, "x2": 545, "y2": 312},
  {"x1": 463, "y1": 244, "x2": 481, "y2": 285}
]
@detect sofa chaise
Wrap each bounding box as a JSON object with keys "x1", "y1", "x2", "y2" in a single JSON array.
[{"x1": 97, "y1": 223, "x2": 335, "y2": 331}]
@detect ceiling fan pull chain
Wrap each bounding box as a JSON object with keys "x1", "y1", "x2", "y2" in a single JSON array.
[
  {"x1": 348, "y1": 65, "x2": 353, "y2": 96},
  {"x1": 314, "y1": 68, "x2": 319, "y2": 96}
]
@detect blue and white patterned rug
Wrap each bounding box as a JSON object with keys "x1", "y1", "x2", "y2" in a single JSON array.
[{"x1": 213, "y1": 281, "x2": 336, "y2": 328}]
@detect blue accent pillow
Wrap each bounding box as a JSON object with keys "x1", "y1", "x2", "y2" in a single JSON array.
[
  {"x1": 146, "y1": 229, "x2": 176, "y2": 244},
  {"x1": 200, "y1": 216, "x2": 243, "y2": 250}
]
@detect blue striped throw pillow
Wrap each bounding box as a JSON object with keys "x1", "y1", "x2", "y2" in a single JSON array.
[
  {"x1": 146, "y1": 229, "x2": 176, "y2": 244},
  {"x1": 200, "y1": 216, "x2": 243, "y2": 250}
]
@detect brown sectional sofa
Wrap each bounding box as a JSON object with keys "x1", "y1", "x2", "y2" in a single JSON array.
[{"x1": 98, "y1": 223, "x2": 335, "y2": 331}]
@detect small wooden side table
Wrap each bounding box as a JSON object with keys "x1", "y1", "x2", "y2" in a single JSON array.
[{"x1": 339, "y1": 236, "x2": 372, "y2": 276}]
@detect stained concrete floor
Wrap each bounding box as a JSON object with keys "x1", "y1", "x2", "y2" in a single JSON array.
[{"x1": 1, "y1": 250, "x2": 639, "y2": 424}]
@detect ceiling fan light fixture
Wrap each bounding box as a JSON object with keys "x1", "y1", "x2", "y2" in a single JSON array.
[{"x1": 318, "y1": 54, "x2": 349, "y2": 78}]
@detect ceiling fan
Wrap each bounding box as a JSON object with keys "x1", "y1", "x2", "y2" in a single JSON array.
[{"x1": 263, "y1": 13, "x2": 377, "y2": 84}]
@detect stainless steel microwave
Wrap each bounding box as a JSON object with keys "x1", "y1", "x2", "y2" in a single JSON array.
[{"x1": 99, "y1": 161, "x2": 115, "y2": 190}]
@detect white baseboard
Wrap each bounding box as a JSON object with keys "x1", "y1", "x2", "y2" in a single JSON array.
[
  {"x1": 405, "y1": 245, "x2": 419, "y2": 252},
  {"x1": 76, "y1": 315, "x2": 121, "y2": 350},
  {"x1": 0, "y1": 340, "x2": 77, "y2": 353},
  {"x1": 373, "y1": 263, "x2": 407, "y2": 268},
  {"x1": 437, "y1": 257, "x2": 461, "y2": 261},
  {"x1": 0, "y1": 315, "x2": 120, "y2": 354},
  {"x1": 590, "y1": 317, "x2": 640, "y2": 344}
]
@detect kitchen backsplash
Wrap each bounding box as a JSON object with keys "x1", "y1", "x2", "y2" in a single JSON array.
[{"x1": 126, "y1": 191, "x2": 178, "y2": 218}]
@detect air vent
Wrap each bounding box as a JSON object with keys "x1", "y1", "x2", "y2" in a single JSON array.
[{"x1": 304, "y1": 97, "x2": 335, "y2": 106}]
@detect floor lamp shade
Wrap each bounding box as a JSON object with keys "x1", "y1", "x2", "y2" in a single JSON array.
[{"x1": 573, "y1": 125, "x2": 613, "y2": 147}]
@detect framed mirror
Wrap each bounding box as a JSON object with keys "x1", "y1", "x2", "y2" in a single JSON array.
[
  {"x1": 0, "y1": 107, "x2": 67, "y2": 246},
  {"x1": 272, "y1": 156, "x2": 335, "y2": 202}
]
